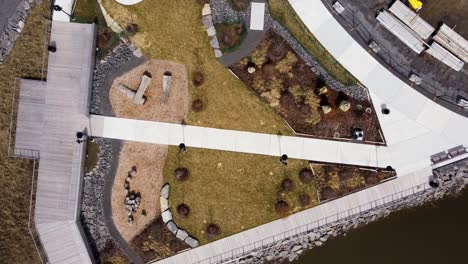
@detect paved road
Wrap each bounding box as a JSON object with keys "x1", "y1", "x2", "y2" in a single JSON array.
[{"x1": 0, "y1": 0, "x2": 22, "y2": 34}]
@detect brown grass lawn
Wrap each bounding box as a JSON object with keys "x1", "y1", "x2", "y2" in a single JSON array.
[
  {"x1": 419, "y1": 0, "x2": 468, "y2": 39},
  {"x1": 0, "y1": 2, "x2": 49, "y2": 263},
  {"x1": 164, "y1": 146, "x2": 318, "y2": 245},
  {"x1": 267, "y1": 0, "x2": 357, "y2": 86},
  {"x1": 101, "y1": 0, "x2": 293, "y2": 135}
]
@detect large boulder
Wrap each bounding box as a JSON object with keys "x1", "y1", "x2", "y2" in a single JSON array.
[
  {"x1": 160, "y1": 196, "x2": 169, "y2": 212},
  {"x1": 176, "y1": 229, "x2": 189, "y2": 240},
  {"x1": 161, "y1": 210, "x2": 172, "y2": 223},
  {"x1": 160, "y1": 183, "x2": 170, "y2": 199},
  {"x1": 167, "y1": 221, "x2": 178, "y2": 234},
  {"x1": 202, "y1": 4, "x2": 211, "y2": 16}
]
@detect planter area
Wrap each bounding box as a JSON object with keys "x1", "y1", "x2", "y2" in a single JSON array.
[{"x1": 231, "y1": 32, "x2": 384, "y2": 142}]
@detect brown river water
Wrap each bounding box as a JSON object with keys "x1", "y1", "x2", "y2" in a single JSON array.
[{"x1": 292, "y1": 188, "x2": 468, "y2": 264}]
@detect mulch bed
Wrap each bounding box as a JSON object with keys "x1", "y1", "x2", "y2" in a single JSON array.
[
  {"x1": 130, "y1": 217, "x2": 189, "y2": 262},
  {"x1": 313, "y1": 164, "x2": 396, "y2": 202},
  {"x1": 230, "y1": 31, "x2": 384, "y2": 142},
  {"x1": 97, "y1": 241, "x2": 128, "y2": 264}
]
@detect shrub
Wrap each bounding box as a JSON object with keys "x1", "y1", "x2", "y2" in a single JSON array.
[
  {"x1": 174, "y1": 168, "x2": 189, "y2": 181},
  {"x1": 365, "y1": 174, "x2": 380, "y2": 185},
  {"x1": 320, "y1": 187, "x2": 337, "y2": 201},
  {"x1": 176, "y1": 204, "x2": 190, "y2": 218},
  {"x1": 206, "y1": 224, "x2": 220, "y2": 239},
  {"x1": 299, "y1": 194, "x2": 311, "y2": 207},
  {"x1": 275, "y1": 200, "x2": 290, "y2": 215},
  {"x1": 218, "y1": 23, "x2": 245, "y2": 49},
  {"x1": 281, "y1": 178, "x2": 295, "y2": 191},
  {"x1": 299, "y1": 168, "x2": 314, "y2": 183},
  {"x1": 192, "y1": 71, "x2": 204, "y2": 86},
  {"x1": 191, "y1": 99, "x2": 204, "y2": 112},
  {"x1": 126, "y1": 23, "x2": 138, "y2": 34}
]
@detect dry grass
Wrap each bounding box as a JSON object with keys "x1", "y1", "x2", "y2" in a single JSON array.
[
  {"x1": 0, "y1": 3, "x2": 49, "y2": 263},
  {"x1": 109, "y1": 59, "x2": 189, "y2": 122},
  {"x1": 111, "y1": 143, "x2": 167, "y2": 241},
  {"x1": 267, "y1": 0, "x2": 357, "y2": 86},
  {"x1": 101, "y1": 0, "x2": 293, "y2": 135},
  {"x1": 164, "y1": 147, "x2": 318, "y2": 245}
]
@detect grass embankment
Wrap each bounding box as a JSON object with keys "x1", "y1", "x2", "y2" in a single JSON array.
[
  {"x1": 164, "y1": 147, "x2": 318, "y2": 245},
  {"x1": 101, "y1": 0, "x2": 292, "y2": 135},
  {"x1": 73, "y1": 0, "x2": 106, "y2": 25},
  {"x1": 0, "y1": 3, "x2": 49, "y2": 262},
  {"x1": 267, "y1": 0, "x2": 357, "y2": 86}
]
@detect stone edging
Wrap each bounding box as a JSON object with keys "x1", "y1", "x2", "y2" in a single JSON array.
[
  {"x1": 201, "y1": 4, "x2": 222, "y2": 58},
  {"x1": 0, "y1": 0, "x2": 42, "y2": 64},
  {"x1": 160, "y1": 183, "x2": 199, "y2": 248}
]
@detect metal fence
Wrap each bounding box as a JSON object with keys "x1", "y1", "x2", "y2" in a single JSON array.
[
  {"x1": 189, "y1": 180, "x2": 430, "y2": 264},
  {"x1": 320, "y1": 0, "x2": 468, "y2": 116}
]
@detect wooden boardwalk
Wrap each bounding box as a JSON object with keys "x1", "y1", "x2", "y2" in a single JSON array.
[{"x1": 14, "y1": 21, "x2": 95, "y2": 263}]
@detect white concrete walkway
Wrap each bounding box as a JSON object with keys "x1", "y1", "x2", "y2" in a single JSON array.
[{"x1": 88, "y1": 115, "x2": 391, "y2": 168}]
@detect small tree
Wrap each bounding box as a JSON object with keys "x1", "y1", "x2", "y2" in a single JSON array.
[
  {"x1": 174, "y1": 168, "x2": 189, "y2": 181},
  {"x1": 281, "y1": 178, "x2": 295, "y2": 191},
  {"x1": 177, "y1": 204, "x2": 190, "y2": 218},
  {"x1": 206, "y1": 224, "x2": 220, "y2": 239},
  {"x1": 275, "y1": 200, "x2": 290, "y2": 216},
  {"x1": 192, "y1": 71, "x2": 204, "y2": 87},
  {"x1": 191, "y1": 99, "x2": 204, "y2": 112}
]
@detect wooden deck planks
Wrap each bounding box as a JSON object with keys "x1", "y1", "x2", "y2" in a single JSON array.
[{"x1": 14, "y1": 21, "x2": 95, "y2": 264}]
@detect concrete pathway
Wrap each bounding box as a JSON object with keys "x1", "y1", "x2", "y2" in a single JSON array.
[
  {"x1": 219, "y1": 0, "x2": 266, "y2": 67},
  {"x1": 88, "y1": 115, "x2": 391, "y2": 169}
]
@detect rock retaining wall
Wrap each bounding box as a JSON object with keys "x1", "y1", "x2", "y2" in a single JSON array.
[
  {"x1": 215, "y1": 160, "x2": 468, "y2": 264},
  {"x1": 160, "y1": 183, "x2": 200, "y2": 248},
  {"x1": 0, "y1": 0, "x2": 43, "y2": 64}
]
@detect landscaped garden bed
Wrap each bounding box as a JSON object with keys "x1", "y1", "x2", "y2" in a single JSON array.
[
  {"x1": 228, "y1": 0, "x2": 251, "y2": 11},
  {"x1": 130, "y1": 217, "x2": 189, "y2": 262},
  {"x1": 312, "y1": 163, "x2": 396, "y2": 202},
  {"x1": 231, "y1": 31, "x2": 384, "y2": 142}
]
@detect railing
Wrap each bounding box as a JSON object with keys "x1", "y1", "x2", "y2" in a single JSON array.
[
  {"x1": 27, "y1": 159, "x2": 46, "y2": 264},
  {"x1": 192, "y1": 181, "x2": 431, "y2": 264},
  {"x1": 320, "y1": 0, "x2": 468, "y2": 116}
]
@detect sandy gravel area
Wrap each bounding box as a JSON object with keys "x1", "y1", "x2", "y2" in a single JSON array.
[{"x1": 109, "y1": 59, "x2": 189, "y2": 241}]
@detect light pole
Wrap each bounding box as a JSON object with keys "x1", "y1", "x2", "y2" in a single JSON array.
[{"x1": 53, "y1": 5, "x2": 76, "y2": 21}]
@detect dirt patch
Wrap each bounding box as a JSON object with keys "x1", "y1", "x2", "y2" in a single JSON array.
[
  {"x1": 313, "y1": 163, "x2": 396, "y2": 202},
  {"x1": 231, "y1": 31, "x2": 383, "y2": 142},
  {"x1": 109, "y1": 59, "x2": 189, "y2": 242},
  {"x1": 97, "y1": 241, "x2": 129, "y2": 264},
  {"x1": 85, "y1": 140, "x2": 99, "y2": 173},
  {"x1": 109, "y1": 59, "x2": 189, "y2": 123},
  {"x1": 419, "y1": 0, "x2": 468, "y2": 39},
  {"x1": 111, "y1": 143, "x2": 168, "y2": 241},
  {"x1": 130, "y1": 217, "x2": 190, "y2": 262}
]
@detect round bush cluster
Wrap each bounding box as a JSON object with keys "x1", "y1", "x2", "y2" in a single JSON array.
[
  {"x1": 192, "y1": 99, "x2": 204, "y2": 112},
  {"x1": 281, "y1": 178, "x2": 295, "y2": 191},
  {"x1": 177, "y1": 203, "x2": 190, "y2": 218},
  {"x1": 299, "y1": 168, "x2": 314, "y2": 183},
  {"x1": 174, "y1": 167, "x2": 189, "y2": 181},
  {"x1": 192, "y1": 71, "x2": 204, "y2": 87},
  {"x1": 206, "y1": 224, "x2": 220, "y2": 239}
]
